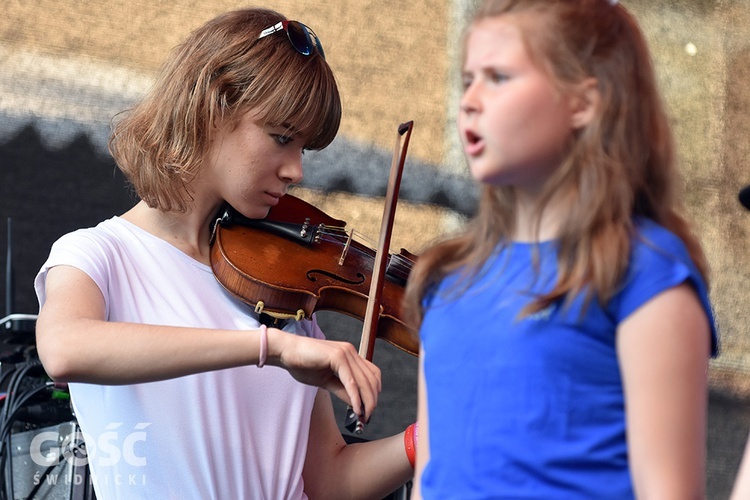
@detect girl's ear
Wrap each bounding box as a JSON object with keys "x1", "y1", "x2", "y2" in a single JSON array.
[{"x1": 569, "y1": 78, "x2": 600, "y2": 129}]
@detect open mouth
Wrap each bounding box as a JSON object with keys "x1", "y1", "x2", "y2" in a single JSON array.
[{"x1": 464, "y1": 129, "x2": 484, "y2": 156}]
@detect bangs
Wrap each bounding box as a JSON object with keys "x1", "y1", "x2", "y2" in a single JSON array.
[{"x1": 246, "y1": 47, "x2": 341, "y2": 150}]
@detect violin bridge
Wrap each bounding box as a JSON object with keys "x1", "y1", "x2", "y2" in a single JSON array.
[{"x1": 338, "y1": 230, "x2": 354, "y2": 266}]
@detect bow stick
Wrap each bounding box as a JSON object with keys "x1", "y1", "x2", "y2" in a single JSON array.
[{"x1": 345, "y1": 120, "x2": 414, "y2": 434}]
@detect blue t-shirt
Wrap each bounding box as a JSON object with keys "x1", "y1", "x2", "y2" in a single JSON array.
[{"x1": 419, "y1": 219, "x2": 717, "y2": 499}]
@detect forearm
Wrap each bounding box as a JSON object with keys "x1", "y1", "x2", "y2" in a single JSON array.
[
  {"x1": 304, "y1": 390, "x2": 413, "y2": 500},
  {"x1": 36, "y1": 315, "x2": 268, "y2": 384},
  {"x1": 311, "y1": 433, "x2": 412, "y2": 500}
]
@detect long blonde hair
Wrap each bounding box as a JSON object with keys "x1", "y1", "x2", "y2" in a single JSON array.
[
  {"x1": 109, "y1": 8, "x2": 340, "y2": 212},
  {"x1": 404, "y1": 0, "x2": 708, "y2": 325}
]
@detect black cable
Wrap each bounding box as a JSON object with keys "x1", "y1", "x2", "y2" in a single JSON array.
[
  {"x1": 1, "y1": 433, "x2": 10, "y2": 500},
  {"x1": 23, "y1": 451, "x2": 65, "y2": 500},
  {"x1": 0, "y1": 363, "x2": 22, "y2": 500},
  {"x1": 0, "y1": 361, "x2": 44, "y2": 437},
  {"x1": 0, "y1": 363, "x2": 39, "y2": 427},
  {"x1": 0, "y1": 364, "x2": 20, "y2": 427},
  {"x1": 1, "y1": 383, "x2": 55, "y2": 500},
  {"x1": 0, "y1": 362, "x2": 51, "y2": 500},
  {"x1": 0, "y1": 383, "x2": 54, "y2": 443}
]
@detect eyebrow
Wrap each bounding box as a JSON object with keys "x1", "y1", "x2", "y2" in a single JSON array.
[{"x1": 280, "y1": 123, "x2": 300, "y2": 133}]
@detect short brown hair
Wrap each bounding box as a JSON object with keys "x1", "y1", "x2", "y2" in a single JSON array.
[{"x1": 109, "y1": 8, "x2": 341, "y2": 212}]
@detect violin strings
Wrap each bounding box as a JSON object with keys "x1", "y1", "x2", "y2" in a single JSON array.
[
  {"x1": 317, "y1": 225, "x2": 375, "y2": 249},
  {"x1": 316, "y1": 225, "x2": 416, "y2": 266}
]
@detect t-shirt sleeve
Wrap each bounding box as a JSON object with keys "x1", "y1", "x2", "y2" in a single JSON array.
[
  {"x1": 614, "y1": 224, "x2": 718, "y2": 355},
  {"x1": 34, "y1": 228, "x2": 113, "y2": 313}
]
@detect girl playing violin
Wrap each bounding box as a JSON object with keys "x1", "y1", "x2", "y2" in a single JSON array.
[
  {"x1": 34, "y1": 8, "x2": 413, "y2": 499},
  {"x1": 405, "y1": 0, "x2": 717, "y2": 498}
]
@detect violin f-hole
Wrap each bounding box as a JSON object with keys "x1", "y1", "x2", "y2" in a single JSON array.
[{"x1": 306, "y1": 269, "x2": 366, "y2": 286}]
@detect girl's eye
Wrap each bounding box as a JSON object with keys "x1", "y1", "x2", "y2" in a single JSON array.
[
  {"x1": 273, "y1": 134, "x2": 294, "y2": 146},
  {"x1": 490, "y1": 71, "x2": 509, "y2": 84},
  {"x1": 461, "y1": 74, "x2": 474, "y2": 91}
]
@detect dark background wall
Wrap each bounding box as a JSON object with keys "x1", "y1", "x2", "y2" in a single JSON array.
[{"x1": 0, "y1": 126, "x2": 133, "y2": 318}]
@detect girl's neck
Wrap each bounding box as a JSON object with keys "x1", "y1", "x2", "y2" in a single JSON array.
[
  {"x1": 121, "y1": 201, "x2": 218, "y2": 264},
  {"x1": 511, "y1": 189, "x2": 566, "y2": 243}
]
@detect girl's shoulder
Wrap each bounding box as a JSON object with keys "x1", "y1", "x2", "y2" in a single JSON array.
[
  {"x1": 46, "y1": 216, "x2": 162, "y2": 279},
  {"x1": 629, "y1": 218, "x2": 696, "y2": 274},
  {"x1": 55, "y1": 216, "x2": 157, "y2": 252},
  {"x1": 56, "y1": 216, "x2": 130, "y2": 242},
  {"x1": 632, "y1": 217, "x2": 687, "y2": 253},
  {"x1": 621, "y1": 217, "x2": 718, "y2": 354}
]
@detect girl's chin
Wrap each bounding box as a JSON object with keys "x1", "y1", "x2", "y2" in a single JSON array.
[
  {"x1": 232, "y1": 204, "x2": 271, "y2": 221},
  {"x1": 469, "y1": 164, "x2": 503, "y2": 184}
]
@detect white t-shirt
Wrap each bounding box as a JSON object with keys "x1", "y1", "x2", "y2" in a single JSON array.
[{"x1": 35, "y1": 217, "x2": 322, "y2": 500}]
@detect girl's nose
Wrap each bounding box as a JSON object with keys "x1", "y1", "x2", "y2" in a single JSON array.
[
  {"x1": 281, "y1": 151, "x2": 304, "y2": 185},
  {"x1": 460, "y1": 81, "x2": 481, "y2": 115}
]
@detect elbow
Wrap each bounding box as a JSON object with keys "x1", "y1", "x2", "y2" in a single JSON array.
[
  {"x1": 38, "y1": 356, "x2": 76, "y2": 383},
  {"x1": 37, "y1": 344, "x2": 77, "y2": 382},
  {"x1": 35, "y1": 323, "x2": 83, "y2": 383}
]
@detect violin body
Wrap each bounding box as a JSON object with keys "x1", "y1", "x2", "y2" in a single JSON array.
[{"x1": 210, "y1": 194, "x2": 419, "y2": 356}]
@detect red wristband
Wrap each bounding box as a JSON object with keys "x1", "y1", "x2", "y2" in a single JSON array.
[{"x1": 404, "y1": 422, "x2": 418, "y2": 468}]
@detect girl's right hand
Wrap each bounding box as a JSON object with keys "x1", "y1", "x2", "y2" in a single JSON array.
[{"x1": 266, "y1": 329, "x2": 382, "y2": 423}]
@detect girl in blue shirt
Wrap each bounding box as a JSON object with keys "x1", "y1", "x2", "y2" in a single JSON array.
[{"x1": 404, "y1": 1, "x2": 717, "y2": 498}]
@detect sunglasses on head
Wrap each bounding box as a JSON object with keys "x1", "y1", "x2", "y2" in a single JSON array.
[{"x1": 258, "y1": 20, "x2": 325, "y2": 59}]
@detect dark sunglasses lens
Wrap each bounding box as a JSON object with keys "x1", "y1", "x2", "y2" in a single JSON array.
[
  {"x1": 287, "y1": 21, "x2": 314, "y2": 56},
  {"x1": 310, "y1": 31, "x2": 324, "y2": 59}
]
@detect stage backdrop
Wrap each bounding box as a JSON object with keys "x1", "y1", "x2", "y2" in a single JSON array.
[{"x1": 1, "y1": 1, "x2": 749, "y2": 497}]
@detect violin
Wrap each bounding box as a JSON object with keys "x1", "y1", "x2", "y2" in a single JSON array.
[{"x1": 209, "y1": 193, "x2": 419, "y2": 356}]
